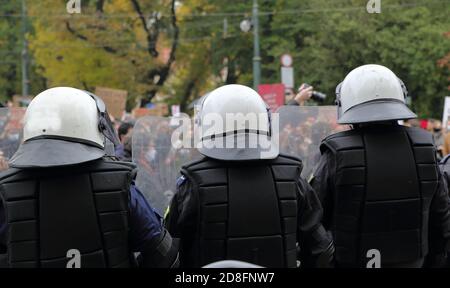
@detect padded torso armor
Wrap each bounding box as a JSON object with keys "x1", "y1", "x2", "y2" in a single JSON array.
[
  {"x1": 320, "y1": 125, "x2": 438, "y2": 267},
  {"x1": 181, "y1": 154, "x2": 302, "y2": 268},
  {"x1": 0, "y1": 159, "x2": 135, "y2": 268}
]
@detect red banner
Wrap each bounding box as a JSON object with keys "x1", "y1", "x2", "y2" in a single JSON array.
[{"x1": 258, "y1": 83, "x2": 285, "y2": 112}]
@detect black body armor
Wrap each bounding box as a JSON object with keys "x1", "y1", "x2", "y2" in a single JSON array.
[
  {"x1": 0, "y1": 159, "x2": 135, "y2": 268},
  {"x1": 181, "y1": 154, "x2": 303, "y2": 268},
  {"x1": 320, "y1": 125, "x2": 439, "y2": 267}
]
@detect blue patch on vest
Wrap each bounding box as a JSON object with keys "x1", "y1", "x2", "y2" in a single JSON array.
[{"x1": 176, "y1": 175, "x2": 187, "y2": 187}]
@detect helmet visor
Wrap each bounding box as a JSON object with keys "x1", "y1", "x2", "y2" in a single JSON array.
[
  {"x1": 338, "y1": 99, "x2": 417, "y2": 124},
  {"x1": 9, "y1": 138, "x2": 105, "y2": 168}
]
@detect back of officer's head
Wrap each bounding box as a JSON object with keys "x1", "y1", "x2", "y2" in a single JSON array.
[
  {"x1": 9, "y1": 87, "x2": 115, "y2": 168},
  {"x1": 24, "y1": 87, "x2": 104, "y2": 147},
  {"x1": 196, "y1": 84, "x2": 278, "y2": 161},
  {"x1": 335, "y1": 64, "x2": 416, "y2": 125}
]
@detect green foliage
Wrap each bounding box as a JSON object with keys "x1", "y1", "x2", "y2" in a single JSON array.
[
  {"x1": 278, "y1": 0, "x2": 450, "y2": 118},
  {"x1": 177, "y1": 0, "x2": 449, "y2": 118},
  {"x1": 27, "y1": 0, "x2": 179, "y2": 108},
  {"x1": 0, "y1": 0, "x2": 448, "y2": 117},
  {"x1": 0, "y1": 1, "x2": 45, "y2": 101}
]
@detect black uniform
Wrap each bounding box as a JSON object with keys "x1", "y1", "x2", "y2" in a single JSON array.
[
  {"x1": 440, "y1": 155, "x2": 450, "y2": 195},
  {"x1": 0, "y1": 158, "x2": 178, "y2": 268},
  {"x1": 165, "y1": 154, "x2": 334, "y2": 268},
  {"x1": 311, "y1": 123, "x2": 450, "y2": 267}
]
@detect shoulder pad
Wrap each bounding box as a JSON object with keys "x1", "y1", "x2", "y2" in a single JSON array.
[
  {"x1": 320, "y1": 129, "x2": 363, "y2": 154},
  {"x1": 272, "y1": 154, "x2": 303, "y2": 168},
  {"x1": 101, "y1": 157, "x2": 137, "y2": 169},
  {"x1": 0, "y1": 168, "x2": 22, "y2": 183},
  {"x1": 180, "y1": 155, "x2": 209, "y2": 170},
  {"x1": 404, "y1": 126, "x2": 434, "y2": 146}
]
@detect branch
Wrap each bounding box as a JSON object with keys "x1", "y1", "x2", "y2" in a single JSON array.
[
  {"x1": 180, "y1": 79, "x2": 196, "y2": 112},
  {"x1": 65, "y1": 20, "x2": 117, "y2": 54},
  {"x1": 130, "y1": 0, "x2": 159, "y2": 57},
  {"x1": 163, "y1": 0, "x2": 179, "y2": 77},
  {"x1": 155, "y1": 0, "x2": 179, "y2": 86},
  {"x1": 65, "y1": 21, "x2": 87, "y2": 41},
  {"x1": 141, "y1": 0, "x2": 180, "y2": 105}
]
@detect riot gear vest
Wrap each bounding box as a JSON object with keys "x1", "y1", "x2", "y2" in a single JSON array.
[
  {"x1": 181, "y1": 154, "x2": 302, "y2": 268},
  {"x1": 0, "y1": 159, "x2": 136, "y2": 268},
  {"x1": 320, "y1": 125, "x2": 439, "y2": 267}
]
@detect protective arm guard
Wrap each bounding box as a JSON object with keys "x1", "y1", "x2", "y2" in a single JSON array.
[
  {"x1": 141, "y1": 229, "x2": 180, "y2": 268},
  {"x1": 301, "y1": 225, "x2": 335, "y2": 268},
  {"x1": 297, "y1": 177, "x2": 335, "y2": 268},
  {"x1": 427, "y1": 174, "x2": 450, "y2": 267}
]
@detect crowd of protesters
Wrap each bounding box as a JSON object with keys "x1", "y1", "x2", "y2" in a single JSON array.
[{"x1": 0, "y1": 102, "x2": 448, "y2": 178}]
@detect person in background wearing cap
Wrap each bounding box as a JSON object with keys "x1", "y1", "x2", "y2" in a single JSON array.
[
  {"x1": 0, "y1": 87, "x2": 179, "y2": 268},
  {"x1": 310, "y1": 64, "x2": 450, "y2": 267},
  {"x1": 165, "y1": 84, "x2": 334, "y2": 268}
]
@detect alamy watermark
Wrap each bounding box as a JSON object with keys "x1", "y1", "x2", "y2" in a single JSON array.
[
  {"x1": 366, "y1": 249, "x2": 381, "y2": 268},
  {"x1": 366, "y1": 0, "x2": 381, "y2": 14},
  {"x1": 67, "y1": 0, "x2": 82, "y2": 14},
  {"x1": 66, "y1": 249, "x2": 81, "y2": 268},
  {"x1": 68, "y1": 0, "x2": 380, "y2": 15},
  {"x1": 170, "y1": 106, "x2": 279, "y2": 159}
]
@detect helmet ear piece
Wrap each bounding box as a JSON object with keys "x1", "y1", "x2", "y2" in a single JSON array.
[
  {"x1": 98, "y1": 118, "x2": 106, "y2": 131},
  {"x1": 335, "y1": 82, "x2": 343, "y2": 107},
  {"x1": 397, "y1": 78, "x2": 408, "y2": 99},
  {"x1": 266, "y1": 106, "x2": 272, "y2": 137}
]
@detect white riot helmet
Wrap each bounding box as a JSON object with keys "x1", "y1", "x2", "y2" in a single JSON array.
[
  {"x1": 196, "y1": 84, "x2": 278, "y2": 161},
  {"x1": 9, "y1": 87, "x2": 120, "y2": 168},
  {"x1": 335, "y1": 64, "x2": 416, "y2": 124}
]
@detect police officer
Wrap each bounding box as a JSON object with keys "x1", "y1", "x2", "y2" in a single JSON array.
[
  {"x1": 439, "y1": 154, "x2": 450, "y2": 267},
  {"x1": 310, "y1": 64, "x2": 450, "y2": 267},
  {"x1": 0, "y1": 87, "x2": 178, "y2": 268},
  {"x1": 440, "y1": 155, "x2": 450, "y2": 188},
  {"x1": 165, "y1": 84, "x2": 334, "y2": 268}
]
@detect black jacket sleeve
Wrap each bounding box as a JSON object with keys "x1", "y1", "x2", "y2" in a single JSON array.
[
  {"x1": 426, "y1": 171, "x2": 450, "y2": 267},
  {"x1": 309, "y1": 150, "x2": 335, "y2": 229},
  {"x1": 296, "y1": 176, "x2": 334, "y2": 267},
  {"x1": 165, "y1": 178, "x2": 197, "y2": 237},
  {"x1": 0, "y1": 200, "x2": 5, "y2": 254},
  {"x1": 164, "y1": 178, "x2": 198, "y2": 267}
]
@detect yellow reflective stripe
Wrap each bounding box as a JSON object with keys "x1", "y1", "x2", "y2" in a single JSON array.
[{"x1": 164, "y1": 205, "x2": 170, "y2": 219}]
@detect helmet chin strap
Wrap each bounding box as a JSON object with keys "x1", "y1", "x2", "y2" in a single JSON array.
[
  {"x1": 266, "y1": 106, "x2": 272, "y2": 137},
  {"x1": 98, "y1": 114, "x2": 121, "y2": 148},
  {"x1": 397, "y1": 78, "x2": 408, "y2": 99},
  {"x1": 82, "y1": 90, "x2": 121, "y2": 149}
]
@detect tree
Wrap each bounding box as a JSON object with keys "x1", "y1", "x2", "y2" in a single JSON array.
[
  {"x1": 167, "y1": 0, "x2": 270, "y2": 110},
  {"x1": 28, "y1": 0, "x2": 179, "y2": 108},
  {"x1": 174, "y1": 0, "x2": 449, "y2": 118},
  {"x1": 267, "y1": 0, "x2": 450, "y2": 118},
  {"x1": 0, "y1": 1, "x2": 45, "y2": 102},
  {"x1": 2, "y1": 0, "x2": 447, "y2": 117},
  {"x1": 438, "y1": 31, "x2": 450, "y2": 92}
]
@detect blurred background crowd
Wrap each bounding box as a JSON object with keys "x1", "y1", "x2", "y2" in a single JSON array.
[{"x1": 0, "y1": 103, "x2": 448, "y2": 214}]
